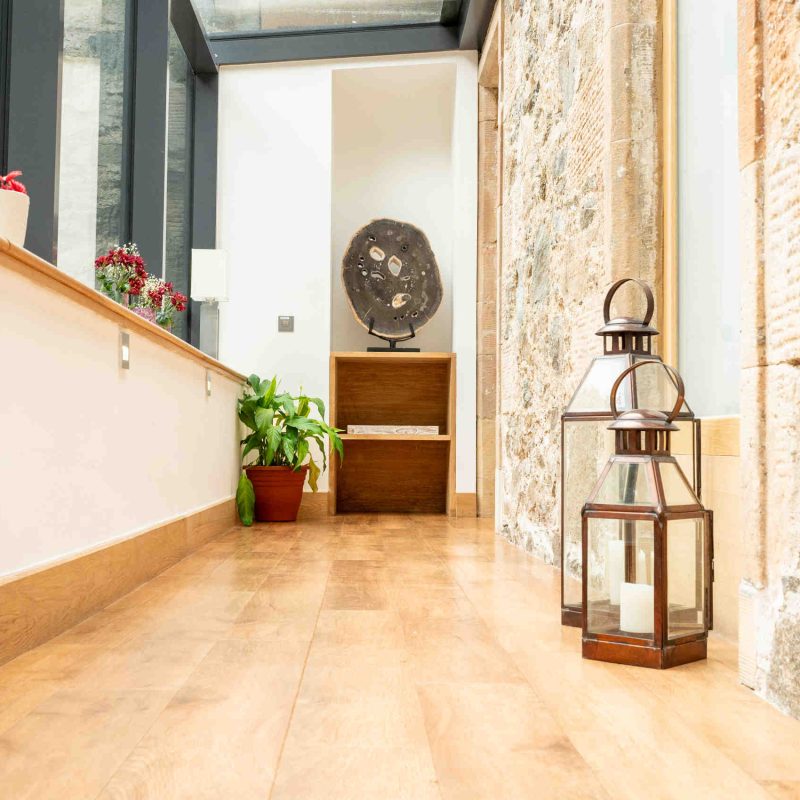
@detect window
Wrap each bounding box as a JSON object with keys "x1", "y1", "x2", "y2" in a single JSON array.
[
  {"x1": 164, "y1": 23, "x2": 195, "y2": 342},
  {"x1": 0, "y1": 0, "x2": 10, "y2": 174},
  {"x1": 676, "y1": 0, "x2": 740, "y2": 416},
  {"x1": 57, "y1": 0, "x2": 128, "y2": 285}
]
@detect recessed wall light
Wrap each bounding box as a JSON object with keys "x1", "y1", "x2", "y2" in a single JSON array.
[
  {"x1": 120, "y1": 330, "x2": 130, "y2": 369},
  {"x1": 206, "y1": 370, "x2": 212, "y2": 397}
]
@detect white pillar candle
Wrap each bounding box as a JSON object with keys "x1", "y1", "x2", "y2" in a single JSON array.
[
  {"x1": 636, "y1": 548, "x2": 647, "y2": 582},
  {"x1": 607, "y1": 539, "x2": 625, "y2": 605},
  {"x1": 620, "y1": 582, "x2": 654, "y2": 634}
]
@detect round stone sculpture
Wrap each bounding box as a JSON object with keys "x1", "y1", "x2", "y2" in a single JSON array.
[{"x1": 341, "y1": 218, "x2": 443, "y2": 340}]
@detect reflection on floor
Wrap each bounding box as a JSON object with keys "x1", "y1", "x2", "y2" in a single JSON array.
[{"x1": 0, "y1": 515, "x2": 798, "y2": 799}]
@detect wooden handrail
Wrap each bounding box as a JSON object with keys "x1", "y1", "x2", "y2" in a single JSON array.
[{"x1": 0, "y1": 237, "x2": 246, "y2": 384}]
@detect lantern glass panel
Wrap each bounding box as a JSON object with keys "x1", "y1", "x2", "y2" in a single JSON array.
[
  {"x1": 667, "y1": 517, "x2": 706, "y2": 639},
  {"x1": 586, "y1": 517, "x2": 655, "y2": 638},
  {"x1": 595, "y1": 460, "x2": 655, "y2": 506},
  {"x1": 563, "y1": 420, "x2": 612, "y2": 608},
  {"x1": 631, "y1": 356, "x2": 694, "y2": 416},
  {"x1": 566, "y1": 356, "x2": 634, "y2": 414},
  {"x1": 658, "y1": 461, "x2": 698, "y2": 505}
]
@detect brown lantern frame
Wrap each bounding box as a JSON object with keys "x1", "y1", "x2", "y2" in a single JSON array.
[
  {"x1": 580, "y1": 363, "x2": 713, "y2": 669},
  {"x1": 561, "y1": 278, "x2": 702, "y2": 627}
]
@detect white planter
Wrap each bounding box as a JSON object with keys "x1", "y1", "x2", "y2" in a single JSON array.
[{"x1": 0, "y1": 190, "x2": 30, "y2": 247}]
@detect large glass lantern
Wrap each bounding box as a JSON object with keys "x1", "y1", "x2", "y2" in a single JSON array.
[
  {"x1": 561, "y1": 278, "x2": 701, "y2": 627},
  {"x1": 581, "y1": 363, "x2": 713, "y2": 669}
]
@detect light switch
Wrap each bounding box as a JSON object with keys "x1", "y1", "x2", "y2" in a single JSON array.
[{"x1": 278, "y1": 315, "x2": 294, "y2": 332}]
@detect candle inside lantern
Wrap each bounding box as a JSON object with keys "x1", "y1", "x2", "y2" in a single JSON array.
[
  {"x1": 636, "y1": 548, "x2": 646, "y2": 582},
  {"x1": 607, "y1": 539, "x2": 625, "y2": 605},
  {"x1": 620, "y1": 582, "x2": 654, "y2": 634}
]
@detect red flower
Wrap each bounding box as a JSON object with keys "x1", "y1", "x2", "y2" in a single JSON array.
[
  {"x1": 0, "y1": 171, "x2": 27, "y2": 194},
  {"x1": 171, "y1": 291, "x2": 188, "y2": 312}
]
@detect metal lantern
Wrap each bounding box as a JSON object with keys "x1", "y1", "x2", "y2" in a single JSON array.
[
  {"x1": 581, "y1": 363, "x2": 713, "y2": 669},
  {"x1": 560, "y1": 278, "x2": 701, "y2": 627}
]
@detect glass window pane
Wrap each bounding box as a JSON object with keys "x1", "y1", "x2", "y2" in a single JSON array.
[
  {"x1": 667, "y1": 517, "x2": 706, "y2": 639},
  {"x1": 562, "y1": 420, "x2": 614, "y2": 608},
  {"x1": 587, "y1": 518, "x2": 654, "y2": 638},
  {"x1": 57, "y1": 0, "x2": 127, "y2": 285},
  {"x1": 164, "y1": 24, "x2": 193, "y2": 342},
  {"x1": 677, "y1": 0, "x2": 740, "y2": 415},
  {"x1": 195, "y1": 0, "x2": 463, "y2": 35},
  {"x1": 595, "y1": 460, "x2": 654, "y2": 507},
  {"x1": 658, "y1": 460, "x2": 698, "y2": 506}
]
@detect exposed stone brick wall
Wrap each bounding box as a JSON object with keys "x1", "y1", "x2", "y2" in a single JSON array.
[
  {"x1": 498, "y1": 0, "x2": 660, "y2": 561},
  {"x1": 740, "y1": 0, "x2": 800, "y2": 719}
]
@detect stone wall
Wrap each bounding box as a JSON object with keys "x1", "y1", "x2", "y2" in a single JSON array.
[
  {"x1": 739, "y1": 0, "x2": 800, "y2": 719},
  {"x1": 498, "y1": 0, "x2": 661, "y2": 561},
  {"x1": 477, "y1": 83, "x2": 499, "y2": 518}
]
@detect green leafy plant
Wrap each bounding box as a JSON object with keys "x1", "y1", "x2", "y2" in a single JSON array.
[{"x1": 235, "y1": 374, "x2": 343, "y2": 526}]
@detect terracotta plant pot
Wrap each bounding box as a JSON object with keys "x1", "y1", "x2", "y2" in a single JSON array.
[
  {"x1": 0, "y1": 190, "x2": 30, "y2": 246},
  {"x1": 245, "y1": 465, "x2": 308, "y2": 522}
]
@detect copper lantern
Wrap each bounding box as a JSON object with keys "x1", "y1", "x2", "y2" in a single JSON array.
[
  {"x1": 581, "y1": 363, "x2": 713, "y2": 669},
  {"x1": 560, "y1": 278, "x2": 701, "y2": 627}
]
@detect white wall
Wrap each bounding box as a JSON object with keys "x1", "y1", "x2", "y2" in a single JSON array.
[
  {"x1": 331, "y1": 62, "x2": 455, "y2": 353},
  {"x1": 217, "y1": 52, "x2": 478, "y2": 494},
  {"x1": 217, "y1": 60, "x2": 333, "y2": 398},
  {"x1": 0, "y1": 254, "x2": 242, "y2": 578}
]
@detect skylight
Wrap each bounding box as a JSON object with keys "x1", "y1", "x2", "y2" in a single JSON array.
[{"x1": 194, "y1": 0, "x2": 463, "y2": 36}]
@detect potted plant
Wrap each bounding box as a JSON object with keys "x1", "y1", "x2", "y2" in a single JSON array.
[
  {"x1": 235, "y1": 374, "x2": 343, "y2": 524},
  {"x1": 0, "y1": 171, "x2": 30, "y2": 246}
]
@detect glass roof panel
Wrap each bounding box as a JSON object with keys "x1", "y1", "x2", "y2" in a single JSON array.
[{"x1": 196, "y1": 0, "x2": 463, "y2": 36}]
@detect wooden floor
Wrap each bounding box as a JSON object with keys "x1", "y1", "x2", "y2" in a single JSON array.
[{"x1": 1, "y1": 516, "x2": 799, "y2": 799}]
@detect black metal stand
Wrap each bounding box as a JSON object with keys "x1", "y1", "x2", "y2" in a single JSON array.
[{"x1": 366, "y1": 318, "x2": 420, "y2": 352}]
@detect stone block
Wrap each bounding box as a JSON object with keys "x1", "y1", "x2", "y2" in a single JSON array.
[
  {"x1": 605, "y1": 0, "x2": 657, "y2": 30},
  {"x1": 477, "y1": 417, "x2": 496, "y2": 518},
  {"x1": 739, "y1": 365, "x2": 767, "y2": 588},
  {"x1": 478, "y1": 243, "x2": 498, "y2": 303},
  {"x1": 605, "y1": 138, "x2": 660, "y2": 284},
  {"x1": 606, "y1": 22, "x2": 657, "y2": 145},
  {"x1": 739, "y1": 160, "x2": 766, "y2": 370},
  {"x1": 478, "y1": 319, "x2": 497, "y2": 361},
  {"x1": 738, "y1": 0, "x2": 764, "y2": 168},
  {"x1": 479, "y1": 85, "x2": 498, "y2": 122},
  {"x1": 763, "y1": 142, "x2": 800, "y2": 365},
  {"x1": 477, "y1": 352, "x2": 497, "y2": 418}
]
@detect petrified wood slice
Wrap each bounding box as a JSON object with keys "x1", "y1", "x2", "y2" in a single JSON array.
[{"x1": 342, "y1": 219, "x2": 443, "y2": 340}]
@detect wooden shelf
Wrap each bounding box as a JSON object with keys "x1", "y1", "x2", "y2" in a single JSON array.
[
  {"x1": 329, "y1": 352, "x2": 456, "y2": 515},
  {"x1": 339, "y1": 434, "x2": 451, "y2": 442}
]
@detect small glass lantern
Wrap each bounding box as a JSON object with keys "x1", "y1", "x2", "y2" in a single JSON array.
[
  {"x1": 581, "y1": 363, "x2": 713, "y2": 669},
  {"x1": 561, "y1": 278, "x2": 701, "y2": 627}
]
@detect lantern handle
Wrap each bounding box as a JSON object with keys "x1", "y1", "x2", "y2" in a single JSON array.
[
  {"x1": 603, "y1": 278, "x2": 655, "y2": 326},
  {"x1": 609, "y1": 361, "x2": 686, "y2": 421}
]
